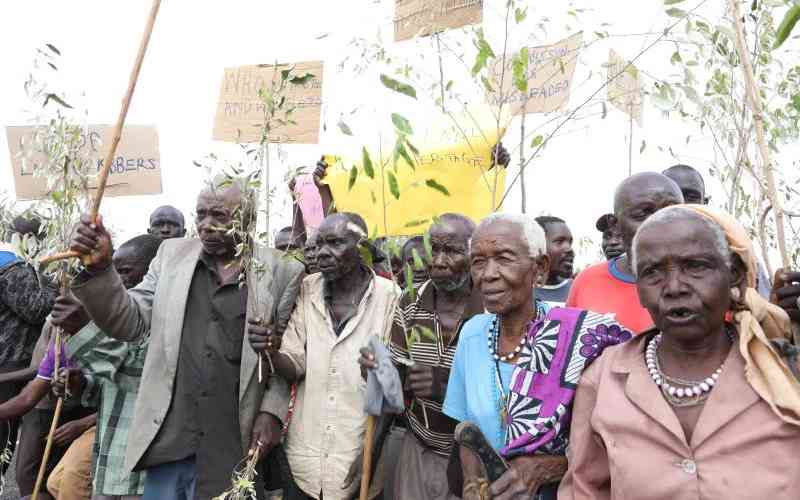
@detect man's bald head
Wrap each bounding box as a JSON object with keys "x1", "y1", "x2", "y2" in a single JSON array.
[
  {"x1": 148, "y1": 205, "x2": 186, "y2": 240},
  {"x1": 662, "y1": 164, "x2": 708, "y2": 204},
  {"x1": 195, "y1": 176, "x2": 257, "y2": 258},
  {"x1": 612, "y1": 172, "x2": 684, "y2": 257}
]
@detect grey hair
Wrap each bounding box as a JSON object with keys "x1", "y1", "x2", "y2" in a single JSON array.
[
  {"x1": 475, "y1": 213, "x2": 547, "y2": 258},
  {"x1": 631, "y1": 206, "x2": 730, "y2": 276}
]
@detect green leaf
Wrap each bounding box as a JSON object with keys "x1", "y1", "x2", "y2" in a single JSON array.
[
  {"x1": 531, "y1": 134, "x2": 544, "y2": 148},
  {"x1": 471, "y1": 29, "x2": 496, "y2": 76},
  {"x1": 45, "y1": 43, "x2": 61, "y2": 55},
  {"x1": 43, "y1": 93, "x2": 72, "y2": 109},
  {"x1": 512, "y1": 47, "x2": 529, "y2": 93},
  {"x1": 337, "y1": 120, "x2": 353, "y2": 136},
  {"x1": 358, "y1": 244, "x2": 374, "y2": 268},
  {"x1": 666, "y1": 7, "x2": 687, "y2": 17},
  {"x1": 664, "y1": 0, "x2": 686, "y2": 4},
  {"x1": 404, "y1": 264, "x2": 416, "y2": 300},
  {"x1": 289, "y1": 73, "x2": 315, "y2": 84},
  {"x1": 423, "y1": 230, "x2": 433, "y2": 261},
  {"x1": 394, "y1": 141, "x2": 415, "y2": 170},
  {"x1": 404, "y1": 219, "x2": 429, "y2": 228},
  {"x1": 348, "y1": 165, "x2": 358, "y2": 191},
  {"x1": 445, "y1": 80, "x2": 454, "y2": 91},
  {"x1": 774, "y1": 4, "x2": 800, "y2": 49},
  {"x1": 391, "y1": 113, "x2": 413, "y2": 135},
  {"x1": 415, "y1": 325, "x2": 437, "y2": 342},
  {"x1": 387, "y1": 171, "x2": 400, "y2": 199},
  {"x1": 411, "y1": 248, "x2": 425, "y2": 271},
  {"x1": 480, "y1": 75, "x2": 494, "y2": 93},
  {"x1": 362, "y1": 147, "x2": 375, "y2": 178},
  {"x1": 425, "y1": 179, "x2": 450, "y2": 196},
  {"x1": 380, "y1": 74, "x2": 417, "y2": 99}
]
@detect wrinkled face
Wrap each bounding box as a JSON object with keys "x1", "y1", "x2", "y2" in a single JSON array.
[
  {"x1": 403, "y1": 242, "x2": 430, "y2": 284},
  {"x1": 148, "y1": 207, "x2": 185, "y2": 240},
  {"x1": 113, "y1": 246, "x2": 149, "y2": 290},
  {"x1": 602, "y1": 226, "x2": 624, "y2": 260},
  {"x1": 544, "y1": 222, "x2": 574, "y2": 281},
  {"x1": 195, "y1": 188, "x2": 241, "y2": 258},
  {"x1": 635, "y1": 218, "x2": 734, "y2": 342},
  {"x1": 428, "y1": 222, "x2": 471, "y2": 292},
  {"x1": 616, "y1": 183, "x2": 683, "y2": 256},
  {"x1": 665, "y1": 169, "x2": 707, "y2": 205},
  {"x1": 316, "y1": 218, "x2": 361, "y2": 281},
  {"x1": 304, "y1": 235, "x2": 319, "y2": 274},
  {"x1": 470, "y1": 222, "x2": 547, "y2": 314}
]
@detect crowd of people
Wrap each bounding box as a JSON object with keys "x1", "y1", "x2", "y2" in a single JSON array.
[{"x1": 1, "y1": 160, "x2": 800, "y2": 500}]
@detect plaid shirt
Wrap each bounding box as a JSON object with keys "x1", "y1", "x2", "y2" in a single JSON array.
[{"x1": 67, "y1": 323, "x2": 147, "y2": 496}]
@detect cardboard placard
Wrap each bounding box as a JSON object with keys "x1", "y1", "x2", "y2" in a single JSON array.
[
  {"x1": 212, "y1": 61, "x2": 323, "y2": 144},
  {"x1": 394, "y1": 0, "x2": 483, "y2": 42},
  {"x1": 6, "y1": 124, "x2": 162, "y2": 201},
  {"x1": 607, "y1": 49, "x2": 643, "y2": 126},
  {"x1": 490, "y1": 32, "x2": 583, "y2": 115}
]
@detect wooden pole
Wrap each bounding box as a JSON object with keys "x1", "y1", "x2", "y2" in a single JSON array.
[
  {"x1": 729, "y1": 0, "x2": 791, "y2": 269},
  {"x1": 39, "y1": 0, "x2": 163, "y2": 265},
  {"x1": 359, "y1": 415, "x2": 376, "y2": 500},
  {"x1": 628, "y1": 103, "x2": 634, "y2": 176},
  {"x1": 30, "y1": 328, "x2": 64, "y2": 500}
]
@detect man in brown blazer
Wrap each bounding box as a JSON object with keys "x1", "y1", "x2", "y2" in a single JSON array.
[{"x1": 69, "y1": 178, "x2": 304, "y2": 500}]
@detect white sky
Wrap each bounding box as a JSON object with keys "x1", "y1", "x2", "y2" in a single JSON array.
[{"x1": 1, "y1": 0, "x2": 797, "y2": 268}]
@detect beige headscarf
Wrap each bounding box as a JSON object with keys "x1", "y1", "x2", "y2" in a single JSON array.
[{"x1": 682, "y1": 204, "x2": 800, "y2": 426}]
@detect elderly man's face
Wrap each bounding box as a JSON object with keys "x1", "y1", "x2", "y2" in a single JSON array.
[
  {"x1": 470, "y1": 222, "x2": 547, "y2": 314},
  {"x1": 316, "y1": 218, "x2": 361, "y2": 280},
  {"x1": 428, "y1": 221, "x2": 471, "y2": 292},
  {"x1": 635, "y1": 218, "x2": 734, "y2": 342},
  {"x1": 113, "y1": 245, "x2": 149, "y2": 290},
  {"x1": 195, "y1": 187, "x2": 241, "y2": 258},
  {"x1": 304, "y1": 235, "x2": 319, "y2": 274},
  {"x1": 616, "y1": 180, "x2": 683, "y2": 256}
]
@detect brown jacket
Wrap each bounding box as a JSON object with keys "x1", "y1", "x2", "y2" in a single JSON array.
[
  {"x1": 559, "y1": 332, "x2": 800, "y2": 500},
  {"x1": 72, "y1": 238, "x2": 304, "y2": 472}
]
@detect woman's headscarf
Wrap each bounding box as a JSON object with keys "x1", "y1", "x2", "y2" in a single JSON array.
[{"x1": 683, "y1": 204, "x2": 800, "y2": 426}]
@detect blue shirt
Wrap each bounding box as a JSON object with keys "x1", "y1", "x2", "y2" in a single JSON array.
[{"x1": 443, "y1": 313, "x2": 517, "y2": 451}]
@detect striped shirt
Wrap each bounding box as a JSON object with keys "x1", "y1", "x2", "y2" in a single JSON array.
[
  {"x1": 67, "y1": 323, "x2": 147, "y2": 496},
  {"x1": 389, "y1": 280, "x2": 485, "y2": 456}
]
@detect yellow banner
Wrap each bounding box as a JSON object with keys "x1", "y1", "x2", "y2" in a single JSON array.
[{"x1": 324, "y1": 109, "x2": 507, "y2": 237}]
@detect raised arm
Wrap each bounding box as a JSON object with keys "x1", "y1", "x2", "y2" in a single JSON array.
[{"x1": 70, "y1": 214, "x2": 156, "y2": 342}]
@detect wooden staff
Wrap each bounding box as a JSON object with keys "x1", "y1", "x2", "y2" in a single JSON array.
[
  {"x1": 359, "y1": 415, "x2": 376, "y2": 500},
  {"x1": 39, "y1": 0, "x2": 163, "y2": 267},
  {"x1": 728, "y1": 0, "x2": 790, "y2": 269},
  {"x1": 30, "y1": 328, "x2": 64, "y2": 500}
]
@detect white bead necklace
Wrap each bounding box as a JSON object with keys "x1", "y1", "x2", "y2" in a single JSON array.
[
  {"x1": 646, "y1": 333, "x2": 726, "y2": 400},
  {"x1": 487, "y1": 316, "x2": 527, "y2": 362}
]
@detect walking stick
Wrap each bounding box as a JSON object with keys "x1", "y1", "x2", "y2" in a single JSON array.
[
  {"x1": 39, "y1": 0, "x2": 163, "y2": 266},
  {"x1": 359, "y1": 415, "x2": 377, "y2": 500},
  {"x1": 30, "y1": 327, "x2": 64, "y2": 500}
]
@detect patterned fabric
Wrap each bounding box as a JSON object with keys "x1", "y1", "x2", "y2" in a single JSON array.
[
  {"x1": 502, "y1": 308, "x2": 632, "y2": 458},
  {"x1": 0, "y1": 261, "x2": 56, "y2": 366},
  {"x1": 389, "y1": 280, "x2": 485, "y2": 457},
  {"x1": 67, "y1": 323, "x2": 147, "y2": 496}
]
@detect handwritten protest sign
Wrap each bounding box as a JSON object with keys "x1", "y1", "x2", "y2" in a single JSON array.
[
  {"x1": 489, "y1": 32, "x2": 583, "y2": 115},
  {"x1": 6, "y1": 124, "x2": 162, "y2": 201},
  {"x1": 212, "y1": 61, "x2": 323, "y2": 144},
  {"x1": 607, "y1": 49, "x2": 643, "y2": 126},
  {"x1": 394, "y1": 0, "x2": 483, "y2": 42},
  {"x1": 324, "y1": 107, "x2": 508, "y2": 237}
]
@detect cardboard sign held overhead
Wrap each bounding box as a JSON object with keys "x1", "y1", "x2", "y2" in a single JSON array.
[
  {"x1": 490, "y1": 32, "x2": 583, "y2": 115},
  {"x1": 6, "y1": 124, "x2": 162, "y2": 202},
  {"x1": 212, "y1": 61, "x2": 323, "y2": 144},
  {"x1": 607, "y1": 49, "x2": 643, "y2": 126},
  {"x1": 394, "y1": 0, "x2": 483, "y2": 42}
]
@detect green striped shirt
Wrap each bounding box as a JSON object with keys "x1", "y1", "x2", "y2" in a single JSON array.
[{"x1": 67, "y1": 323, "x2": 148, "y2": 496}]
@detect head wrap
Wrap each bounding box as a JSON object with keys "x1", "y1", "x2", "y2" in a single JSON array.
[{"x1": 681, "y1": 204, "x2": 800, "y2": 426}]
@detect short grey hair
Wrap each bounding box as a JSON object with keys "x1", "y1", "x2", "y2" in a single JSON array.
[
  {"x1": 475, "y1": 213, "x2": 547, "y2": 258},
  {"x1": 631, "y1": 206, "x2": 730, "y2": 276}
]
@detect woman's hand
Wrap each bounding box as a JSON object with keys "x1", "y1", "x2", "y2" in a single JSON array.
[{"x1": 490, "y1": 455, "x2": 567, "y2": 500}]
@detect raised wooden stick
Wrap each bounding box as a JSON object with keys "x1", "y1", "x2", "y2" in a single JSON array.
[
  {"x1": 39, "y1": 0, "x2": 163, "y2": 266},
  {"x1": 729, "y1": 0, "x2": 791, "y2": 270},
  {"x1": 359, "y1": 415, "x2": 376, "y2": 500}
]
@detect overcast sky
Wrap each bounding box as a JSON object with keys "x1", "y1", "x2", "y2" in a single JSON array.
[{"x1": 2, "y1": 0, "x2": 797, "y2": 267}]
